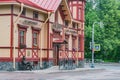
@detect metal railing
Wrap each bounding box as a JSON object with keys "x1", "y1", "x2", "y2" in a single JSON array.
[{"x1": 59, "y1": 59, "x2": 76, "y2": 70}]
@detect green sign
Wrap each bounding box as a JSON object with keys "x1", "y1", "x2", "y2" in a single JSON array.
[{"x1": 94, "y1": 44, "x2": 100, "y2": 51}]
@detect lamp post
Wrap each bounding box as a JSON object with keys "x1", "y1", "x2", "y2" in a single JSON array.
[{"x1": 91, "y1": 22, "x2": 103, "y2": 68}]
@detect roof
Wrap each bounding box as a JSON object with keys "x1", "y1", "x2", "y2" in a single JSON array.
[
  {"x1": 0, "y1": 0, "x2": 16, "y2": 2},
  {"x1": 0, "y1": 0, "x2": 49, "y2": 12},
  {"x1": 0, "y1": 0, "x2": 62, "y2": 12},
  {"x1": 18, "y1": 0, "x2": 48, "y2": 11},
  {"x1": 29, "y1": 0, "x2": 62, "y2": 12}
]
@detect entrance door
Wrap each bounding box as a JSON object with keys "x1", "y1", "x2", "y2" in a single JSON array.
[{"x1": 53, "y1": 44, "x2": 59, "y2": 65}]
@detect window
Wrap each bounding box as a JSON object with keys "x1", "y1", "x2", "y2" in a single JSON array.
[
  {"x1": 78, "y1": 8, "x2": 81, "y2": 20},
  {"x1": 72, "y1": 39, "x2": 75, "y2": 50},
  {"x1": 72, "y1": 23, "x2": 76, "y2": 28},
  {"x1": 65, "y1": 35, "x2": 69, "y2": 50},
  {"x1": 19, "y1": 29, "x2": 26, "y2": 48},
  {"x1": 33, "y1": 31, "x2": 39, "y2": 47},
  {"x1": 18, "y1": 24, "x2": 28, "y2": 49},
  {"x1": 33, "y1": 11, "x2": 38, "y2": 19},
  {"x1": 77, "y1": 23, "x2": 79, "y2": 29},
  {"x1": 72, "y1": 36, "x2": 76, "y2": 51},
  {"x1": 50, "y1": 34, "x2": 53, "y2": 48},
  {"x1": 78, "y1": 37, "x2": 80, "y2": 51},
  {"x1": 32, "y1": 27, "x2": 40, "y2": 48},
  {"x1": 20, "y1": 30, "x2": 25, "y2": 44},
  {"x1": 21, "y1": 8, "x2": 26, "y2": 16},
  {"x1": 72, "y1": 23, "x2": 78, "y2": 29},
  {"x1": 64, "y1": 20, "x2": 69, "y2": 27}
]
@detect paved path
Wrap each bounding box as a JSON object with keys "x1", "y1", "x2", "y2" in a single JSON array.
[
  {"x1": 0, "y1": 69, "x2": 120, "y2": 80},
  {"x1": 0, "y1": 63, "x2": 120, "y2": 80}
]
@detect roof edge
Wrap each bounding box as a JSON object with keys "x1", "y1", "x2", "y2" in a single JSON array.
[{"x1": 0, "y1": 0, "x2": 53, "y2": 13}]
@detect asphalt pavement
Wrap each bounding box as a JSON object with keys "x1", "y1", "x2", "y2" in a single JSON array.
[{"x1": 0, "y1": 63, "x2": 120, "y2": 80}]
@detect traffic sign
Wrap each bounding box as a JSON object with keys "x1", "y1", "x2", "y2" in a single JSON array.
[{"x1": 94, "y1": 44, "x2": 100, "y2": 51}]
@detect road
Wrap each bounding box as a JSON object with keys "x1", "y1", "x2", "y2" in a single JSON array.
[{"x1": 0, "y1": 63, "x2": 120, "y2": 80}]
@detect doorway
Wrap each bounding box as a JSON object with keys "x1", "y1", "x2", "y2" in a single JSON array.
[{"x1": 53, "y1": 44, "x2": 60, "y2": 65}]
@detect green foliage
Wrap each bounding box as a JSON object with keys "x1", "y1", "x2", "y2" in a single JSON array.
[{"x1": 85, "y1": 0, "x2": 120, "y2": 62}]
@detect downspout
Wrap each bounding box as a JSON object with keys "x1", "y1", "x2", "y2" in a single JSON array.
[
  {"x1": 64, "y1": 20, "x2": 71, "y2": 59},
  {"x1": 69, "y1": 20, "x2": 72, "y2": 60},
  {"x1": 76, "y1": 22, "x2": 83, "y2": 67},
  {"x1": 40, "y1": 11, "x2": 53, "y2": 68},
  {"x1": 74, "y1": 19, "x2": 78, "y2": 67},
  {"x1": 76, "y1": 24, "x2": 79, "y2": 67},
  {"x1": 13, "y1": 3, "x2": 24, "y2": 69},
  {"x1": 70, "y1": 19, "x2": 79, "y2": 67}
]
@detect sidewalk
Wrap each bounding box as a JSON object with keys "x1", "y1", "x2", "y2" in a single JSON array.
[{"x1": 14, "y1": 66, "x2": 105, "y2": 74}]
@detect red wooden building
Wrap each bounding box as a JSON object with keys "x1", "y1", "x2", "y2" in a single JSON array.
[{"x1": 0, "y1": 0, "x2": 85, "y2": 70}]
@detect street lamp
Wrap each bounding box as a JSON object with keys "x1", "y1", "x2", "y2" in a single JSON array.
[{"x1": 91, "y1": 22, "x2": 103, "y2": 68}]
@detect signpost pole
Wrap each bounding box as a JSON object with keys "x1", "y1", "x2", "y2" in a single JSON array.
[
  {"x1": 91, "y1": 22, "x2": 95, "y2": 68},
  {"x1": 91, "y1": 22, "x2": 102, "y2": 68}
]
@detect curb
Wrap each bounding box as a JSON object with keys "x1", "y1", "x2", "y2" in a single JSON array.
[{"x1": 48, "y1": 68, "x2": 105, "y2": 74}]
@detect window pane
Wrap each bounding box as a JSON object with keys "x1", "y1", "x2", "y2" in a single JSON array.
[
  {"x1": 20, "y1": 37, "x2": 24, "y2": 44},
  {"x1": 73, "y1": 23, "x2": 76, "y2": 28},
  {"x1": 78, "y1": 37, "x2": 80, "y2": 51},
  {"x1": 33, "y1": 33, "x2": 37, "y2": 38},
  {"x1": 21, "y1": 8, "x2": 26, "y2": 16},
  {"x1": 20, "y1": 30, "x2": 25, "y2": 44},
  {"x1": 33, "y1": 32, "x2": 38, "y2": 47},
  {"x1": 34, "y1": 38, "x2": 37, "y2": 44},
  {"x1": 78, "y1": 9, "x2": 81, "y2": 20},
  {"x1": 33, "y1": 11, "x2": 38, "y2": 19},
  {"x1": 20, "y1": 31, "x2": 24, "y2": 36}
]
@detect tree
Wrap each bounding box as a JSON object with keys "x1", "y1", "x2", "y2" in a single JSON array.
[{"x1": 85, "y1": 0, "x2": 120, "y2": 62}]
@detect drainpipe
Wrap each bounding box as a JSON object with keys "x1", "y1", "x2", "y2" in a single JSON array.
[
  {"x1": 40, "y1": 11, "x2": 53, "y2": 68},
  {"x1": 70, "y1": 20, "x2": 72, "y2": 59},
  {"x1": 70, "y1": 20, "x2": 79, "y2": 67},
  {"x1": 63, "y1": 19, "x2": 71, "y2": 60},
  {"x1": 76, "y1": 22, "x2": 83, "y2": 67},
  {"x1": 76, "y1": 27, "x2": 79, "y2": 67},
  {"x1": 13, "y1": 3, "x2": 24, "y2": 69}
]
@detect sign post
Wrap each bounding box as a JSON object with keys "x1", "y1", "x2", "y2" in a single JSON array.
[{"x1": 91, "y1": 22, "x2": 103, "y2": 68}]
